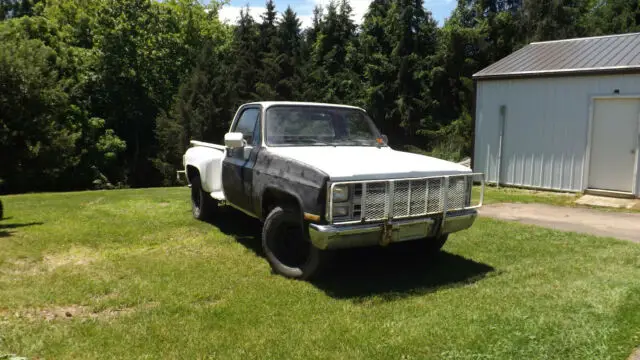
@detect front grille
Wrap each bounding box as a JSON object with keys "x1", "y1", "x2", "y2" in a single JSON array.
[
  {"x1": 330, "y1": 174, "x2": 481, "y2": 224},
  {"x1": 363, "y1": 182, "x2": 387, "y2": 221}
]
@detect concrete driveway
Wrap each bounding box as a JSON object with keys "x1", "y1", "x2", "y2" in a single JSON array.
[{"x1": 479, "y1": 203, "x2": 640, "y2": 243}]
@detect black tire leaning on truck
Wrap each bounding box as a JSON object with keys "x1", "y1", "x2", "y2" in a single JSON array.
[
  {"x1": 262, "y1": 206, "x2": 331, "y2": 280},
  {"x1": 190, "y1": 175, "x2": 217, "y2": 221}
]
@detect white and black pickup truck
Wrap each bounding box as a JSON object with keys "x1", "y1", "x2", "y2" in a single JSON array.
[{"x1": 181, "y1": 102, "x2": 484, "y2": 280}]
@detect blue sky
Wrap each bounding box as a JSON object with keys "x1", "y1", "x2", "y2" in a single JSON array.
[{"x1": 217, "y1": 0, "x2": 457, "y2": 29}]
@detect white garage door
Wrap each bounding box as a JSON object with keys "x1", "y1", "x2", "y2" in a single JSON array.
[{"x1": 588, "y1": 98, "x2": 640, "y2": 193}]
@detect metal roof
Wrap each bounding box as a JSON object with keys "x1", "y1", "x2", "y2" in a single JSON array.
[{"x1": 474, "y1": 32, "x2": 640, "y2": 80}]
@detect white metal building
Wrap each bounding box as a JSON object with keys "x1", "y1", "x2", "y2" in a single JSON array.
[{"x1": 473, "y1": 33, "x2": 640, "y2": 197}]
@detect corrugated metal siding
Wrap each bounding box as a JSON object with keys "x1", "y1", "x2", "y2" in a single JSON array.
[
  {"x1": 474, "y1": 73, "x2": 640, "y2": 193},
  {"x1": 474, "y1": 33, "x2": 640, "y2": 79}
]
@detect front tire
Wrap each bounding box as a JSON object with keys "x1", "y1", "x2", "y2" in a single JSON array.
[
  {"x1": 191, "y1": 175, "x2": 217, "y2": 221},
  {"x1": 395, "y1": 234, "x2": 449, "y2": 256},
  {"x1": 262, "y1": 206, "x2": 330, "y2": 280},
  {"x1": 426, "y1": 234, "x2": 449, "y2": 253}
]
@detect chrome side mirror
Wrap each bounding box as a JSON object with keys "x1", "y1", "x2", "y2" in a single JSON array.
[{"x1": 224, "y1": 132, "x2": 245, "y2": 149}]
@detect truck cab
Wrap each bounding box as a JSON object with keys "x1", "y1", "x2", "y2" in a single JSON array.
[{"x1": 183, "y1": 102, "x2": 484, "y2": 280}]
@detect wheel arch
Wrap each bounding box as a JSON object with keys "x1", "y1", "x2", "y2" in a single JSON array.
[
  {"x1": 185, "y1": 165, "x2": 201, "y2": 185},
  {"x1": 260, "y1": 187, "x2": 304, "y2": 221}
]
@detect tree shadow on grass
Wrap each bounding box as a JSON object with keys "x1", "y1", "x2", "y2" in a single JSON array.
[
  {"x1": 0, "y1": 221, "x2": 44, "y2": 238},
  {"x1": 208, "y1": 207, "x2": 496, "y2": 300}
]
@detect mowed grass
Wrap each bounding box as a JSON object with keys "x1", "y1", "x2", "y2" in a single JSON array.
[
  {"x1": 474, "y1": 185, "x2": 640, "y2": 213},
  {"x1": 477, "y1": 186, "x2": 579, "y2": 206},
  {"x1": 1, "y1": 188, "x2": 640, "y2": 359}
]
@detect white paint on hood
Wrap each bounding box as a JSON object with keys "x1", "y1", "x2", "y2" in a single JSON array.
[{"x1": 267, "y1": 146, "x2": 471, "y2": 181}]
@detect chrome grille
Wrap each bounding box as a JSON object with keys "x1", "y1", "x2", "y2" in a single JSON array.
[
  {"x1": 447, "y1": 176, "x2": 468, "y2": 210},
  {"x1": 362, "y1": 182, "x2": 387, "y2": 221},
  {"x1": 393, "y1": 182, "x2": 410, "y2": 217},
  {"x1": 427, "y1": 178, "x2": 444, "y2": 213},
  {"x1": 329, "y1": 173, "x2": 484, "y2": 224},
  {"x1": 409, "y1": 180, "x2": 427, "y2": 214}
]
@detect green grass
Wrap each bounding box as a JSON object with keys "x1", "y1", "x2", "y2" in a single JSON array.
[
  {"x1": 1, "y1": 188, "x2": 640, "y2": 359},
  {"x1": 475, "y1": 186, "x2": 579, "y2": 206},
  {"x1": 475, "y1": 185, "x2": 640, "y2": 212}
]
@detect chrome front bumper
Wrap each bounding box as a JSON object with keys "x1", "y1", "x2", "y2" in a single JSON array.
[{"x1": 309, "y1": 209, "x2": 478, "y2": 250}]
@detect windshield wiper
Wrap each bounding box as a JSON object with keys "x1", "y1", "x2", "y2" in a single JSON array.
[
  {"x1": 331, "y1": 139, "x2": 377, "y2": 146},
  {"x1": 288, "y1": 137, "x2": 329, "y2": 146}
]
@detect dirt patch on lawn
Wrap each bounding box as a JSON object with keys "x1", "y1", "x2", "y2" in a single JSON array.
[
  {"x1": 629, "y1": 347, "x2": 640, "y2": 360},
  {"x1": 1, "y1": 302, "x2": 159, "y2": 322},
  {"x1": 43, "y1": 247, "x2": 97, "y2": 271},
  {"x1": 1, "y1": 247, "x2": 98, "y2": 276}
]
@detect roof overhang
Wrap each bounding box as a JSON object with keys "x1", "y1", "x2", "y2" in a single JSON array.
[{"x1": 474, "y1": 65, "x2": 640, "y2": 81}]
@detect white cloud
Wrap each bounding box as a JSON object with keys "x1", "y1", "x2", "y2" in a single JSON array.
[
  {"x1": 218, "y1": 6, "x2": 267, "y2": 25},
  {"x1": 216, "y1": 0, "x2": 454, "y2": 29},
  {"x1": 311, "y1": 0, "x2": 370, "y2": 25},
  {"x1": 298, "y1": 15, "x2": 315, "y2": 29},
  {"x1": 218, "y1": 4, "x2": 316, "y2": 28},
  {"x1": 217, "y1": 1, "x2": 370, "y2": 29}
]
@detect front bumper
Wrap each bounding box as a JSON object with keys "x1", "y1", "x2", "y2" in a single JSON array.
[{"x1": 309, "y1": 209, "x2": 477, "y2": 250}]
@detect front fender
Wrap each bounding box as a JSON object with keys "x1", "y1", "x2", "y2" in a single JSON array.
[{"x1": 254, "y1": 150, "x2": 329, "y2": 220}]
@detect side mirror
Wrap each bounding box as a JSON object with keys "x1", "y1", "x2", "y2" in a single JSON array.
[
  {"x1": 224, "y1": 132, "x2": 245, "y2": 149},
  {"x1": 381, "y1": 134, "x2": 389, "y2": 144}
]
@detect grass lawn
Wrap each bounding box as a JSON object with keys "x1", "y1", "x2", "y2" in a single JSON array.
[
  {"x1": 477, "y1": 186, "x2": 579, "y2": 206},
  {"x1": 474, "y1": 185, "x2": 640, "y2": 213},
  {"x1": 1, "y1": 188, "x2": 640, "y2": 359}
]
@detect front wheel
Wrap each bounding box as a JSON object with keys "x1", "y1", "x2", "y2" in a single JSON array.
[
  {"x1": 426, "y1": 234, "x2": 449, "y2": 253},
  {"x1": 396, "y1": 234, "x2": 449, "y2": 256},
  {"x1": 262, "y1": 206, "x2": 331, "y2": 280}
]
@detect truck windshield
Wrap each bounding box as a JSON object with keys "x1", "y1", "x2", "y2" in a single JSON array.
[{"x1": 265, "y1": 106, "x2": 384, "y2": 146}]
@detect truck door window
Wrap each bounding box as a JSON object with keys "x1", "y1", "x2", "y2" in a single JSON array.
[{"x1": 234, "y1": 108, "x2": 260, "y2": 145}]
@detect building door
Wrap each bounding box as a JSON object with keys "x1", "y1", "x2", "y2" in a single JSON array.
[{"x1": 588, "y1": 98, "x2": 640, "y2": 193}]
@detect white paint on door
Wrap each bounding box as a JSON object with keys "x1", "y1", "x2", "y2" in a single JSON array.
[{"x1": 588, "y1": 98, "x2": 640, "y2": 193}]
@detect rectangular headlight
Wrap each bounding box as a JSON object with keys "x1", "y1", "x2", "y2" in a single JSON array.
[
  {"x1": 332, "y1": 185, "x2": 349, "y2": 203},
  {"x1": 333, "y1": 204, "x2": 349, "y2": 217}
]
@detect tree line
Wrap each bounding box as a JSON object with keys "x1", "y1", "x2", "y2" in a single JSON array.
[{"x1": 1, "y1": 0, "x2": 639, "y2": 193}]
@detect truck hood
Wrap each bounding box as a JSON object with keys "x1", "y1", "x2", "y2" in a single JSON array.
[{"x1": 267, "y1": 146, "x2": 471, "y2": 181}]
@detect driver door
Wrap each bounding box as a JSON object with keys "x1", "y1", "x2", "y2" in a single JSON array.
[{"x1": 222, "y1": 107, "x2": 262, "y2": 213}]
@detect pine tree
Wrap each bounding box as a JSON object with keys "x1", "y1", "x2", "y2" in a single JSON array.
[
  {"x1": 275, "y1": 6, "x2": 304, "y2": 100},
  {"x1": 304, "y1": 0, "x2": 360, "y2": 103},
  {"x1": 388, "y1": 0, "x2": 438, "y2": 145},
  {"x1": 231, "y1": 6, "x2": 260, "y2": 104},
  {"x1": 255, "y1": 0, "x2": 279, "y2": 99},
  {"x1": 361, "y1": 0, "x2": 395, "y2": 134},
  {"x1": 154, "y1": 41, "x2": 235, "y2": 184}
]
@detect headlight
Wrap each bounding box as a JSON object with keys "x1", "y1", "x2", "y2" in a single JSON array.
[
  {"x1": 333, "y1": 205, "x2": 349, "y2": 217},
  {"x1": 332, "y1": 185, "x2": 349, "y2": 202}
]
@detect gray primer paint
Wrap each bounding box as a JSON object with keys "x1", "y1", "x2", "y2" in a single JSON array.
[{"x1": 252, "y1": 150, "x2": 329, "y2": 220}]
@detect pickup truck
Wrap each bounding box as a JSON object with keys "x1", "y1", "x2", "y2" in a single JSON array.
[{"x1": 182, "y1": 102, "x2": 484, "y2": 280}]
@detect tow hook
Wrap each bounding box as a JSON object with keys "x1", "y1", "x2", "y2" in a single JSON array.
[{"x1": 381, "y1": 221, "x2": 394, "y2": 246}]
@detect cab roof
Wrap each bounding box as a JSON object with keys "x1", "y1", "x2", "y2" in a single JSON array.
[{"x1": 243, "y1": 101, "x2": 364, "y2": 111}]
